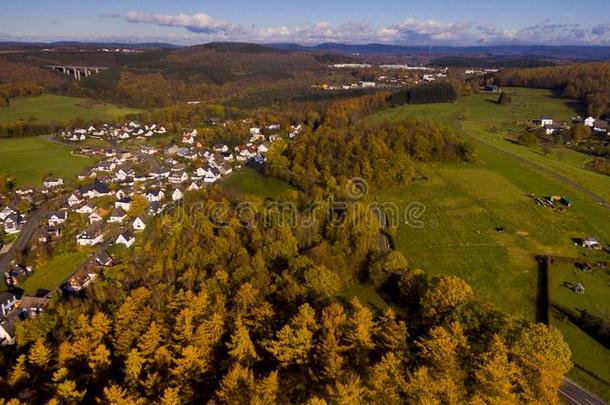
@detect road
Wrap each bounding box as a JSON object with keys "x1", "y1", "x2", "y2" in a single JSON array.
[
  {"x1": 372, "y1": 206, "x2": 391, "y2": 252},
  {"x1": 0, "y1": 206, "x2": 46, "y2": 274},
  {"x1": 560, "y1": 378, "x2": 608, "y2": 405}
]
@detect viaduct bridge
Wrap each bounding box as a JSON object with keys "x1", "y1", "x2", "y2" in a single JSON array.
[{"x1": 46, "y1": 65, "x2": 109, "y2": 81}]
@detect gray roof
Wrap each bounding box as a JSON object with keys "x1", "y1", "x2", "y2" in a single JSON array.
[{"x1": 0, "y1": 292, "x2": 15, "y2": 306}]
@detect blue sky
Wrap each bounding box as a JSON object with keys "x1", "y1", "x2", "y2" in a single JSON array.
[{"x1": 1, "y1": 0, "x2": 610, "y2": 45}]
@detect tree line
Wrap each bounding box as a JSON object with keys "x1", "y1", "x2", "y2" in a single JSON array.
[
  {"x1": 389, "y1": 82, "x2": 457, "y2": 106},
  {"x1": 266, "y1": 119, "x2": 475, "y2": 194},
  {"x1": 495, "y1": 63, "x2": 610, "y2": 116}
]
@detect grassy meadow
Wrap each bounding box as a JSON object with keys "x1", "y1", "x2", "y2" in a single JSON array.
[
  {"x1": 0, "y1": 94, "x2": 140, "y2": 124},
  {"x1": 0, "y1": 135, "x2": 97, "y2": 186},
  {"x1": 21, "y1": 251, "x2": 87, "y2": 296},
  {"x1": 549, "y1": 261, "x2": 610, "y2": 399},
  {"x1": 371, "y1": 87, "x2": 610, "y2": 397},
  {"x1": 220, "y1": 167, "x2": 294, "y2": 199}
]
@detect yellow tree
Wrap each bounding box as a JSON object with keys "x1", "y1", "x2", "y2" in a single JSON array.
[
  {"x1": 227, "y1": 317, "x2": 259, "y2": 365},
  {"x1": 472, "y1": 335, "x2": 519, "y2": 404}
]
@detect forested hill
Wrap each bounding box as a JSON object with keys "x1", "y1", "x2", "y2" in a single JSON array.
[
  {"x1": 494, "y1": 63, "x2": 610, "y2": 116},
  {"x1": 2, "y1": 187, "x2": 572, "y2": 404}
]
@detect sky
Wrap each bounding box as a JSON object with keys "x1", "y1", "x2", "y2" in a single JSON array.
[{"x1": 1, "y1": 0, "x2": 610, "y2": 46}]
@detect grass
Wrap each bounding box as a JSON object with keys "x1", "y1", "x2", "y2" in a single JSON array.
[
  {"x1": 339, "y1": 283, "x2": 391, "y2": 314},
  {"x1": 369, "y1": 87, "x2": 610, "y2": 398},
  {"x1": 0, "y1": 136, "x2": 97, "y2": 186},
  {"x1": 21, "y1": 251, "x2": 87, "y2": 295},
  {"x1": 0, "y1": 94, "x2": 141, "y2": 125},
  {"x1": 549, "y1": 261, "x2": 610, "y2": 400},
  {"x1": 372, "y1": 88, "x2": 610, "y2": 202},
  {"x1": 220, "y1": 167, "x2": 295, "y2": 199}
]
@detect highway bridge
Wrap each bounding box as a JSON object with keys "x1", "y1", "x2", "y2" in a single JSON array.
[{"x1": 46, "y1": 65, "x2": 108, "y2": 80}]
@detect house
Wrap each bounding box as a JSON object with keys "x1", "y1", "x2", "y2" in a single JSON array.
[
  {"x1": 214, "y1": 144, "x2": 229, "y2": 153},
  {"x1": 187, "y1": 181, "x2": 200, "y2": 191},
  {"x1": 79, "y1": 181, "x2": 111, "y2": 199},
  {"x1": 5, "y1": 265, "x2": 28, "y2": 287},
  {"x1": 581, "y1": 237, "x2": 601, "y2": 249},
  {"x1": 116, "y1": 231, "x2": 135, "y2": 248},
  {"x1": 0, "y1": 207, "x2": 16, "y2": 221},
  {"x1": 594, "y1": 120, "x2": 608, "y2": 134},
  {"x1": 0, "y1": 292, "x2": 17, "y2": 318},
  {"x1": 132, "y1": 217, "x2": 146, "y2": 231},
  {"x1": 108, "y1": 208, "x2": 127, "y2": 224},
  {"x1": 95, "y1": 250, "x2": 114, "y2": 266},
  {"x1": 115, "y1": 197, "x2": 132, "y2": 211},
  {"x1": 46, "y1": 227, "x2": 61, "y2": 239},
  {"x1": 250, "y1": 127, "x2": 261, "y2": 135},
  {"x1": 204, "y1": 167, "x2": 221, "y2": 183},
  {"x1": 267, "y1": 123, "x2": 281, "y2": 131},
  {"x1": 75, "y1": 203, "x2": 96, "y2": 214},
  {"x1": 48, "y1": 211, "x2": 68, "y2": 227},
  {"x1": 17, "y1": 296, "x2": 50, "y2": 319},
  {"x1": 76, "y1": 224, "x2": 104, "y2": 246},
  {"x1": 544, "y1": 123, "x2": 564, "y2": 136},
  {"x1": 147, "y1": 201, "x2": 164, "y2": 216},
  {"x1": 145, "y1": 190, "x2": 165, "y2": 202},
  {"x1": 164, "y1": 144, "x2": 179, "y2": 156},
  {"x1": 67, "y1": 193, "x2": 82, "y2": 207},
  {"x1": 219, "y1": 162, "x2": 233, "y2": 175},
  {"x1": 169, "y1": 171, "x2": 189, "y2": 184},
  {"x1": 584, "y1": 116, "x2": 596, "y2": 127},
  {"x1": 64, "y1": 267, "x2": 98, "y2": 294},
  {"x1": 3, "y1": 216, "x2": 21, "y2": 235},
  {"x1": 172, "y1": 189, "x2": 184, "y2": 201},
  {"x1": 43, "y1": 177, "x2": 64, "y2": 188},
  {"x1": 257, "y1": 144, "x2": 269, "y2": 154},
  {"x1": 151, "y1": 168, "x2": 170, "y2": 178},
  {"x1": 88, "y1": 210, "x2": 105, "y2": 224},
  {"x1": 0, "y1": 315, "x2": 16, "y2": 346},
  {"x1": 540, "y1": 115, "x2": 553, "y2": 127}
]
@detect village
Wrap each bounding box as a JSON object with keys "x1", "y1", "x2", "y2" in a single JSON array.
[{"x1": 0, "y1": 119, "x2": 304, "y2": 346}]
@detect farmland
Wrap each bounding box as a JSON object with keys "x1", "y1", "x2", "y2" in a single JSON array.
[
  {"x1": 371, "y1": 87, "x2": 610, "y2": 397},
  {"x1": 0, "y1": 135, "x2": 96, "y2": 186},
  {"x1": 0, "y1": 94, "x2": 140, "y2": 125}
]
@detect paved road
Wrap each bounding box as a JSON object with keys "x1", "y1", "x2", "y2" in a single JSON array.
[
  {"x1": 372, "y1": 207, "x2": 391, "y2": 252},
  {"x1": 560, "y1": 378, "x2": 608, "y2": 405},
  {"x1": 0, "y1": 206, "x2": 46, "y2": 274}
]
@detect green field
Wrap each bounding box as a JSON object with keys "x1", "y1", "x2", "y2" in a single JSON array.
[
  {"x1": 0, "y1": 94, "x2": 141, "y2": 124},
  {"x1": 0, "y1": 136, "x2": 97, "y2": 186},
  {"x1": 21, "y1": 251, "x2": 87, "y2": 295},
  {"x1": 549, "y1": 261, "x2": 610, "y2": 399},
  {"x1": 220, "y1": 167, "x2": 295, "y2": 199},
  {"x1": 371, "y1": 88, "x2": 610, "y2": 398}
]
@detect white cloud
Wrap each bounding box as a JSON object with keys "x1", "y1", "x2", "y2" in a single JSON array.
[
  {"x1": 5, "y1": 11, "x2": 610, "y2": 46},
  {"x1": 258, "y1": 20, "x2": 376, "y2": 43},
  {"x1": 124, "y1": 11, "x2": 247, "y2": 36},
  {"x1": 381, "y1": 18, "x2": 610, "y2": 45}
]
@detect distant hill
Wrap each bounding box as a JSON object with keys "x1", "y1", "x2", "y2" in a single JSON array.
[
  {"x1": 0, "y1": 41, "x2": 180, "y2": 50},
  {"x1": 202, "y1": 42, "x2": 285, "y2": 54},
  {"x1": 267, "y1": 43, "x2": 610, "y2": 60}
]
